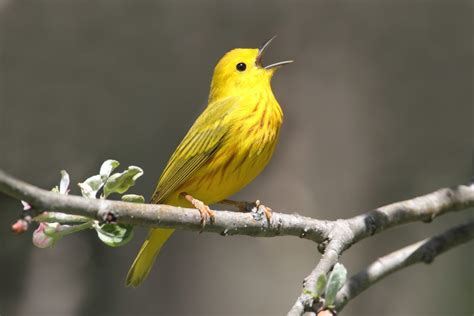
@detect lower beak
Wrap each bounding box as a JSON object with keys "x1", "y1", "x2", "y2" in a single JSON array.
[
  {"x1": 264, "y1": 60, "x2": 294, "y2": 69},
  {"x1": 256, "y1": 35, "x2": 294, "y2": 69}
]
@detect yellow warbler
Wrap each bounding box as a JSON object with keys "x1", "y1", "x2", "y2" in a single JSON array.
[{"x1": 126, "y1": 36, "x2": 292, "y2": 287}]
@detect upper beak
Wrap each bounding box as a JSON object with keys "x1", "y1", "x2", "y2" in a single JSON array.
[{"x1": 256, "y1": 35, "x2": 294, "y2": 69}]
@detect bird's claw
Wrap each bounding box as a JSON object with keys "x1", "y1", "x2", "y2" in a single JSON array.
[
  {"x1": 256, "y1": 200, "x2": 272, "y2": 222},
  {"x1": 245, "y1": 200, "x2": 272, "y2": 223},
  {"x1": 191, "y1": 198, "x2": 215, "y2": 230},
  {"x1": 220, "y1": 198, "x2": 272, "y2": 223},
  {"x1": 182, "y1": 193, "x2": 215, "y2": 231}
]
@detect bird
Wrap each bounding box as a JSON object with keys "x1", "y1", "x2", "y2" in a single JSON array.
[{"x1": 126, "y1": 36, "x2": 293, "y2": 287}]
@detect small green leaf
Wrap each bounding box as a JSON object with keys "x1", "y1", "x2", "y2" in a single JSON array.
[
  {"x1": 303, "y1": 289, "x2": 317, "y2": 298},
  {"x1": 324, "y1": 263, "x2": 347, "y2": 308},
  {"x1": 95, "y1": 223, "x2": 134, "y2": 247},
  {"x1": 103, "y1": 166, "x2": 143, "y2": 197},
  {"x1": 121, "y1": 194, "x2": 145, "y2": 203},
  {"x1": 59, "y1": 170, "x2": 70, "y2": 194},
  {"x1": 78, "y1": 175, "x2": 104, "y2": 199},
  {"x1": 100, "y1": 159, "x2": 120, "y2": 179},
  {"x1": 315, "y1": 274, "x2": 327, "y2": 297},
  {"x1": 42, "y1": 222, "x2": 60, "y2": 237}
]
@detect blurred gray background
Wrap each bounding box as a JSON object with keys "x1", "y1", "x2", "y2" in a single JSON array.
[{"x1": 0, "y1": 1, "x2": 472, "y2": 315}]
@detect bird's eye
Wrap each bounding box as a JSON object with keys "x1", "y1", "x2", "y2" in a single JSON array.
[{"x1": 236, "y1": 62, "x2": 246, "y2": 71}]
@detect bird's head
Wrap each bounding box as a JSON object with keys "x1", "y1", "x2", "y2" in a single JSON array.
[{"x1": 209, "y1": 36, "x2": 293, "y2": 101}]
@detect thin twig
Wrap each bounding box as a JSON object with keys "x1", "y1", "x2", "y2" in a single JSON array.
[
  {"x1": 334, "y1": 220, "x2": 474, "y2": 312},
  {"x1": 34, "y1": 212, "x2": 91, "y2": 224}
]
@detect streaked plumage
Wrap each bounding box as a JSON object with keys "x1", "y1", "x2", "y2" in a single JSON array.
[{"x1": 126, "y1": 39, "x2": 292, "y2": 287}]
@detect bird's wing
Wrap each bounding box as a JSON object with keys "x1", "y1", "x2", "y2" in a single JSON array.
[{"x1": 151, "y1": 96, "x2": 239, "y2": 204}]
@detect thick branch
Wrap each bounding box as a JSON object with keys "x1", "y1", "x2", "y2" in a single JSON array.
[
  {"x1": 0, "y1": 169, "x2": 329, "y2": 243},
  {"x1": 335, "y1": 220, "x2": 474, "y2": 311}
]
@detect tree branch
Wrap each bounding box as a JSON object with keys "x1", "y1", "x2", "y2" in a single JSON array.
[
  {"x1": 334, "y1": 220, "x2": 474, "y2": 312},
  {"x1": 288, "y1": 184, "x2": 474, "y2": 315},
  {"x1": 0, "y1": 169, "x2": 330, "y2": 243},
  {"x1": 0, "y1": 168, "x2": 473, "y2": 315}
]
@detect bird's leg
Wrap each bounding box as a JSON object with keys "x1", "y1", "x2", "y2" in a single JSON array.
[
  {"x1": 180, "y1": 193, "x2": 215, "y2": 228},
  {"x1": 220, "y1": 199, "x2": 272, "y2": 222}
]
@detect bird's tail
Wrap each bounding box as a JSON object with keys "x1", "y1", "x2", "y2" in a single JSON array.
[{"x1": 126, "y1": 228, "x2": 175, "y2": 287}]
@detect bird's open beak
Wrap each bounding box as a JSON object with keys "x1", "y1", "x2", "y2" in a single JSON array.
[{"x1": 256, "y1": 35, "x2": 294, "y2": 69}]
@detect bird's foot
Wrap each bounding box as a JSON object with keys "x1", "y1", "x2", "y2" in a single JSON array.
[
  {"x1": 182, "y1": 193, "x2": 215, "y2": 230},
  {"x1": 220, "y1": 199, "x2": 272, "y2": 222},
  {"x1": 251, "y1": 200, "x2": 273, "y2": 222}
]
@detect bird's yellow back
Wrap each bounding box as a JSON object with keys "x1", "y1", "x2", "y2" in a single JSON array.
[{"x1": 127, "y1": 41, "x2": 292, "y2": 287}]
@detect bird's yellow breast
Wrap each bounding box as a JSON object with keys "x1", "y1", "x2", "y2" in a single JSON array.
[
  {"x1": 164, "y1": 91, "x2": 282, "y2": 206},
  {"x1": 127, "y1": 42, "x2": 291, "y2": 288}
]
